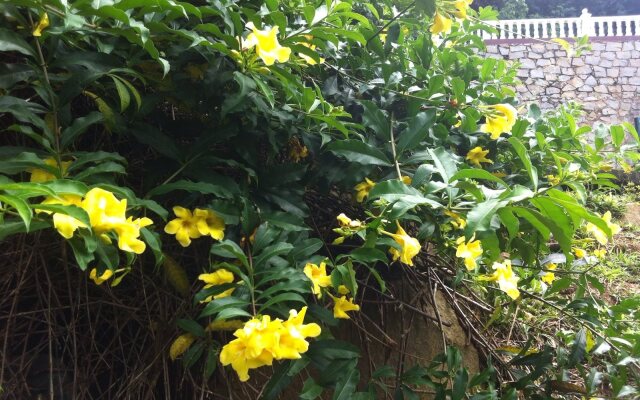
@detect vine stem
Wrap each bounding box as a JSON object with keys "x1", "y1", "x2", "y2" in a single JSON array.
[
  {"x1": 389, "y1": 113, "x2": 402, "y2": 180},
  {"x1": 29, "y1": 11, "x2": 62, "y2": 167}
]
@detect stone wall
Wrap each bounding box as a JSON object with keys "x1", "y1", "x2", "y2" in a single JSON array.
[{"x1": 485, "y1": 39, "x2": 640, "y2": 125}]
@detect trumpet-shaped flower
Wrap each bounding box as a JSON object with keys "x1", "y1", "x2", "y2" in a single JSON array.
[
  {"x1": 336, "y1": 213, "x2": 362, "y2": 228},
  {"x1": 298, "y1": 40, "x2": 324, "y2": 65},
  {"x1": 456, "y1": 236, "x2": 483, "y2": 270},
  {"x1": 114, "y1": 217, "x2": 153, "y2": 254},
  {"x1": 454, "y1": 0, "x2": 473, "y2": 19},
  {"x1": 39, "y1": 195, "x2": 86, "y2": 239},
  {"x1": 593, "y1": 248, "x2": 606, "y2": 259},
  {"x1": 81, "y1": 188, "x2": 128, "y2": 233},
  {"x1": 274, "y1": 307, "x2": 321, "y2": 359},
  {"x1": 430, "y1": 12, "x2": 452, "y2": 34},
  {"x1": 481, "y1": 104, "x2": 517, "y2": 140},
  {"x1": 540, "y1": 263, "x2": 557, "y2": 285},
  {"x1": 354, "y1": 178, "x2": 375, "y2": 203},
  {"x1": 382, "y1": 223, "x2": 421, "y2": 266},
  {"x1": 303, "y1": 262, "x2": 332, "y2": 298},
  {"x1": 444, "y1": 210, "x2": 466, "y2": 229},
  {"x1": 573, "y1": 248, "x2": 587, "y2": 259},
  {"x1": 194, "y1": 208, "x2": 225, "y2": 240},
  {"x1": 219, "y1": 307, "x2": 320, "y2": 381},
  {"x1": 586, "y1": 211, "x2": 621, "y2": 245},
  {"x1": 199, "y1": 268, "x2": 235, "y2": 300},
  {"x1": 219, "y1": 315, "x2": 278, "y2": 382},
  {"x1": 481, "y1": 260, "x2": 520, "y2": 300},
  {"x1": 89, "y1": 268, "x2": 113, "y2": 285},
  {"x1": 245, "y1": 22, "x2": 291, "y2": 66},
  {"x1": 466, "y1": 147, "x2": 493, "y2": 167},
  {"x1": 32, "y1": 12, "x2": 49, "y2": 37},
  {"x1": 164, "y1": 206, "x2": 202, "y2": 247},
  {"x1": 30, "y1": 158, "x2": 71, "y2": 183},
  {"x1": 332, "y1": 295, "x2": 360, "y2": 319}
]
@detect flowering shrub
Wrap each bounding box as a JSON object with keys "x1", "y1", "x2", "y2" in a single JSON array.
[{"x1": 1, "y1": 0, "x2": 639, "y2": 398}]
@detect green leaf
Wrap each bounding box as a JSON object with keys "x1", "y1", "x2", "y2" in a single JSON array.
[
  {"x1": 359, "y1": 100, "x2": 389, "y2": 140},
  {"x1": 333, "y1": 366, "x2": 360, "y2": 400},
  {"x1": 31, "y1": 204, "x2": 90, "y2": 226},
  {"x1": 0, "y1": 219, "x2": 48, "y2": 241},
  {"x1": 568, "y1": 329, "x2": 587, "y2": 368},
  {"x1": 449, "y1": 168, "x2": 508, "y2": 188},
  {"x1": 210, "y1": 240, "x2": 249, "y2": 268},
  {"x1": 610, "y1": 125, "x2": 625, "y2": 148},
  {"x1": 177, "y1": 319, "x2": 206, "y2": 338},
  {"x1": 0, "y1": 28, "x2": 36, "y2": 57},
  {"x1": 326, "y1": 140, "x2": 392, "y2": 167},
  {"x1": 222, "y1": 71, "x2": 256, "y2": 115},
  {"x1": 110, "y1": 74, "x2": 130, "y2": 112},
  {"x1": 61, "y1": 112, "x2": 103, "y2": 148},
  {"x1": 258, "y1": 292, "x2": 306, "y2": 313},
  {"x1": 368, "y1": 179, "x2": 442, "y2": 211},
  {"x1": 147, "y1": 179, "x2": 234, "y2": 198},
  {"x1": 253, "y1": 242, "x2": 293, "y2": 268},
  {"x1": 396, "y1": 110, "x2": 436, "y2": 154},
  {"x1": 300, "y1": 379, "x2": 324, "y2": 399},
  {"x1": 465, "y1": 198, "x2": 505, "y2": 234},
  {"x1": 0, "y1": 194, "x2": 32, "y2": 230},
  {"x1": 508, "y1": 137, "x2": 538, "y2": 191}
]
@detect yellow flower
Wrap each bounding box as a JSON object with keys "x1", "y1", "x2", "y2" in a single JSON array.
[
  {"x1": 546, "y1": 174, "x2": 561, "y2": 186},
  {"x1": 540, "y1": 263, "x2": 557, "y2": 285},
  {"x1": 573, "y1": 248, "x2": 587, "y2": 259},
  {"x1": 382, "y1": 222, "x2": 421, "y2": 266},
  {"x1": 336, "y1": 213, "x2": 352, "y2": 227},
  {"x1": 454, "y1": 0, "x2": 473, "y2": 19},
  {"x1": 245, "y1": 22, "x2": 291, "y2": 66},
  {"x1": 430, "y1": 12, "x2": 452, "y2": 35},
  {"x1": 586, "y1": 211, "x2": 621, "y2": 245},
  {"x1": 81, "y1": 188, "x2": 128, "y2": 233},
  {"x1": 481, "y1": 104, "x2": 517, "y2": 140},
  {"x1": 219, "y1": 307, "x2": 319, "y2": 382},
  {"x1": 491, "y1": 171, "x2": 507, "y2": 178},
  {"x1": 199, "y1": 268, "x2": 235, "y2": 301},
  {"x1": 444, "y1": 210, "x2": 466, "y2": 229},
  {"x1": 599, "y1": 163, "x2": 613, "y2": 172},
  {"x1": 30, "y1": 157, "x2": 71, "y2": 183},
  {"x1": 298, "y1": 40, "x2": 324, "y2": 65},
  {"x1": 194, "y1": 208, "x2": 225, "y2": 240},
  {"x1": 332, "y1": 236, "x2": 345, "y2": 245},
  {"x1": 89, "y1": 268, "x2": 113, "y2": 285},
  {"x1": 466, "y1": 147, "x2": 493, "y2": 167},
  {"x1": 169, "y1": 333, "x2": 196, "y2": 360},
  {"x1": 621, "y1": 162, "x2": 633, "y2": 174},
  {"x1": 114, "y1": 217, "x2": 153, "y2": 254},
  {"x1": 303, "y1": 262, "x2": 332, "y2": 298},
  {"x1": 39, "y1": 194, "x2": 86, "y2": 239},
  {"x1": 32, "y1": 12, "x2": 49, "y2": 37},
  {"x1": 481, "y1": 260, "x2": 520, "y2": 300},
  {"x1": 593, "y1": 248, "x2": 606, "y2": 259},
  {"x1": 354, "y1": 178, "x2": 375, "y2": 203},
  {"x1": 332, "y1": 295, "x2": 360, "y2": 319},
  {"x1": 164, "y1": 206, "x2": 202, "y2": 247},
  {"x1": 273, "y1": 307, "x2": 321, "y2": 359},
  {"x1": 456, "y1": 236, "x2": 483, "y2": 270},
  {"x1": 401, "y1": 175, "x2": 412, "y2": 185},
  {"x1": 219, "y1": 315, "x2": 278, "y2": 382}
]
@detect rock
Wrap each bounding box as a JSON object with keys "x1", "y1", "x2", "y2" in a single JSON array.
[
  {"x1": 519, "y1": 59, "x2": 536, "y2": 69},
  {"x1": 584, "y1": 76, "x2": 597, "y2": 86},
  {"x1": 578, "y1": 85, "x2": 593, "y2": 92},
  {"x1": 602, "y1": 108, "x2": 616, "y2": 115},
  {"x1": 594, "y1": 85, "x2": 609, "y2": 94},
  {"x1": 546, "y1": 87, "x2": 561, "y2": 95},
  {"x1": 622, "y1": 203, "x2": 640, "y2": 226},
  {"x1": 621, "y1": 67, "x2": 637, "y2": 77},
  {"x1": 622, "y1": 42, "x2": 635, "y2": 51},
  {"x1": 558, "y1": 75, "x2": 571, "y2": 82},
  {"x1": 629, "y1": 77, "x2": 640, "y2": 85},
  {"x1": 572, "y1": 58, "x2": 585, "y2": 66},
  {"x1": 608, "y1": 69, "x2": 620, "y2": 78},
  {"x1": 509, "y1": 51, "x2": 525, "y2": 59},
  {"x1": 530, "y1": 69, "x2": 544, "y2": 79},
  {"x1": 576, "y1": 66, "x2": 592, "y2": 75},
  {"x1": 606, "y1": 42, "x2": 622, "y2": 51},
  {"x1": 536, "y1": 58, "x2": 551, "y2": 66},
  {"x1": 613, "y1": 59, "x2": 629, "y2": 67},
  {"x1": 585, "y1": 55, "x2": 600, "y2": 65},
  {"x1": 556, "y1": 58, "x2": 571, "y2": 67}
]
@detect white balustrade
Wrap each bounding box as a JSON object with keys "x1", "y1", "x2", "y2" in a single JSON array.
[{"x1": 479, "y1": 8, "x2": 640, "y2": 40}]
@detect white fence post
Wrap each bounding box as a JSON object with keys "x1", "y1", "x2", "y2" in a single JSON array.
[{"x1": 579, "y1": 8, "x2": 594, "y2": 37}]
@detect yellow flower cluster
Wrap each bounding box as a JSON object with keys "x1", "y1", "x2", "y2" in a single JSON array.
[
  {"x1": 481, "y1": 104, "x2": 517, "y2": 140},
  {"x1": 540, "y1": 263, "x2": 557, "y2": 285},
  {"x1": 585, "y1": 211, "x2": 621, "y2": 245},
  {"x1": 480, "y1": 260, "x2": 520, "y2": 300},
  {"x1": 330, "y1": 294, "x2": 360, "y2": 319},
  {"x1": 382, "y1": 222, "x2": 421, "y2": 266},
  {"x1": 219, "y1": 307, "x2": 321, "y2": 381},
  {"x1": 198, "y1": 268, "x2": 235, "y2": 302},
  {"x1": 244, "y1": 22, "x2": 291, "y2": 66},
  {"x1": 38, "y1": 188, "x2": 152, "y2": 254},
  {"x1": 89, "y1": 268, "x2": 113, "y2": 285},
  {"x1": 456, "y1": 236, "x2": 483, "y2": 270},
  {"x1": 430, "y1": 0, "x2": 473, "y2": 35},
  {"x1": 164, "y1": 206, "x2": 225, "y2": 247},
  {"x1": 466, "y1": 147, "x2": 493, "y2": 167},
  {"x1": 444, "y1": 210, "x2": 466, "y2": 229}
]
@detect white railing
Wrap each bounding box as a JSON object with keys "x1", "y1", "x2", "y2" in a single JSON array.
[{"x1": 480, "y1": 9, "x2": 640, "y2": 40}]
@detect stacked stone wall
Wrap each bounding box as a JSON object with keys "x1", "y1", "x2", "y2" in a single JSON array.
[{"x1": 485, "y1": 39, "x2": 640, "y2": 125}]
